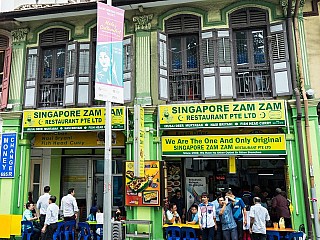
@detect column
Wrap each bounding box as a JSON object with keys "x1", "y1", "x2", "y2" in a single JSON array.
[{"x1": 133, "y1": 14, "x2": 153, "y2": 105}]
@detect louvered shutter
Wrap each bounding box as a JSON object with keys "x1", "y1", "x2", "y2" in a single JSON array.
[
  {"x1": 201, "y1": 30, "x2": 217, "y2": 99},
  {"x1": 123, "y1": 36, "x2": 133, "y2": 102},
  {"x1": 217, "y1": 30, "x2": 234, "y2": 98},
  {"x1": 64, "y1": 42, "x2": 78, "y2": 106},
  {"x1": 77, "y1": 42, "x2": 90, "y2": 105},
  {"x1": 158, "y1": 32, "x2": 169, "y2": 100},
  {"x1": 270, "y1": 22, "x2": 292, "y2": 96},
  {"x1": 24, "y1": 48, "x2": 38, "y2": 108},
  {"x1": 1, "y1": 47, "x2": 12, "y2": 109}
]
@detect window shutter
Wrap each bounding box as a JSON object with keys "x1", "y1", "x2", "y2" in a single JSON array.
[
  {"x1": 64, "y1": 42, "x2": 78, "y2": 106},
  {"x1": 123, "y1": 36, "x2": 133, "y2": 102},
  {"x1": 201, "y1": 30, "x2": 217, "y2": 99},
  {"x1": 1, "y1": 47, "x2": 12, "y2": 109},
  {"x1": 24, "y1": 48, "x2": 38, "y2": 108},
  {"x1": 270, "y1": 22, "x2": 292, "y2": 96},
  {"x1": 217, "y1": 30, "x2": 234, "y2": 98},
  {"x1": 158, "y1": 32, "x2": 169, "y2": 100},
  {"x1": 77, "y1": 42, "x2": 90, "y2": 105}
]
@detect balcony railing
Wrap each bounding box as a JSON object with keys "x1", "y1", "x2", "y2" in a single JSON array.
[
  {"x1": 236, "y1": 69, "x2": 272, "y2": 99},
  {"x1": 169, "y1": 72, "x2": 201, "y2": 101},
  {"x1": 39, "y1": 84, "x2": 64, "y2": 107}
]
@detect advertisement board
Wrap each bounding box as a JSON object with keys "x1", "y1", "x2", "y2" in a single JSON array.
[
  {"x1": 125, "y1": 161, "x2": 161, "y2": 206},
  {"x1": 0, "y1": 133, "x2": 17, "y2": 178},
  {"x1": 95, "y1": 3, "x2": 124, "y2": 103},
  {"x1": 186, "y1": 177, "x2": 207, "y2": 211},
  {"x1": 159, "y1": 100, "x2": 286, "y2": 129},
  {"x1": 162, "y1": 134, "x2": 286, "y2": 156},
  {"x1": 23, "y1": 106, "x2": 126, "y2": 132}
]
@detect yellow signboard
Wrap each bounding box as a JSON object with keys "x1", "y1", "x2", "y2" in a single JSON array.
[
  {"x1": 23, "y1": 107, "x2": 126, "y2": 132},
  {"x1": 159, "y1": 100, "x2": 285, "y2": 129},
  {"x1": 33, "y1": 131, "x2": 125, "y2": 148},
  {"x1": 162, "y1": 134, "x2": 286, "y2": 156},
  {"x1": 139, "y1": 107, "x2": 145, "y2": 177}
]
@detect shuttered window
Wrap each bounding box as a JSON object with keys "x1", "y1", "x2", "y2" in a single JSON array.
[
  {"x1": 0, "y1": 35, "x2": 10, "y2": 109},
  {"x1": 164, "y1": 15, "x2": 201, "y2": 102},
  {"x1": 231, "y1": 8, "x2": 272, "y2": 99}
]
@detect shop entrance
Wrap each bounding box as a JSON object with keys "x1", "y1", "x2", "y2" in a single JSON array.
[{"x1": 166, "y1": 156, "x2": 288, "y2": 222}]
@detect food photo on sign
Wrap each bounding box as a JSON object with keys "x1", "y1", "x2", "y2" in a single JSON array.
[{"x1": 125, "y1": 161, "x2": 162, "y2": 206}]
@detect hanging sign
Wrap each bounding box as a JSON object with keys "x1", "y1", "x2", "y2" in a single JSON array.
[
  {"x1": 23, "y1": 106, "x2": 126, "y2": 132},
  {"x1": 134, "y1": 105, "x2": 145, "y2": 177},
  {"x1": 162, "y1": 134, "x2": 286, "y2": 156},
  {"x1": 95, "y1": 2, "x2": 124, "y2": 103},
  {"x1": 0, "y1": 133, "x2": 17, "y2": 178},
  {"x1": 125, "y1": 161, "x2": 161, "y2": 207},
  {"x1": 159, "y1": 100, "x2": 286, "y2": 129}
]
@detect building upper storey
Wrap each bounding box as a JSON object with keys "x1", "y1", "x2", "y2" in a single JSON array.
[{"x1": 0, "y1": 0, "x2": 317, "y2": 110}]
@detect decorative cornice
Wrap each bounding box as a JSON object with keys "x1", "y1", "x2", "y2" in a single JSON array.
[
  {"x1": 133, "y1": 14, "x2": 153, "y2": 32},
  {"x1": 15, "y1": 0, "x2": 93, "y2": 11},
  {"x1": 280, "y1": 0, "x2": 305, "y2": 16},
  {"x1": 303, "y1": 0, "x2": 320, "y2": 17},
  {"x1": 11, "y1": 28, "x2": 29, "y2": 43}
]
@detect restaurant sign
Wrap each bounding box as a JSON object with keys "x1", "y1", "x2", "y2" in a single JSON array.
[
  {"x1": 33, "y1": 131, "x2": 125, "y2": 148},
  {"x1": 162, "y1": 134, "x2": 286, "y2": 156},
  {"x1": 23, "y1": 107, "x2": 126, "y2": 132},
  {"x1": 159, "y1": 100, "x2": 285, "y2": 129}
]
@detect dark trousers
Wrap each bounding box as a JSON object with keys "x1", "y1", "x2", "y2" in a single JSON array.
[
  {"x1": 251, "y1": 233, "x2": 267, "y2": 240},
  {"x1": 39, "y1": 214, "x2": 46, "y2": 240},
  {"x1": 64, "y1": 215, "x2": 76, "y2": 221},
  {"x1": 202, "y1": 226, "x2": 215, "y2": 240},
  {"x1": 284, "y1": 217, "x2": 292, "y2": 228},
  {"x1": 46, "y1": 223, "x2": 57, "y2": 240},
  {"x1": 215, "y1": 221, "x2": 223, "y2": 240},
  {"x1": 222, "y1": 227, "x2": 238, "y2": 240},
  {"x1": 237, "y1": 220, "x2": 244, "y2": 240},
  {"x1": 31, "y1": 227, "x2": 41, "y2": 240}
]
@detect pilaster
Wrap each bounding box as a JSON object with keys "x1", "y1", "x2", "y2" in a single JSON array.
[
  {"x1": 133, "y1": 15, "x2": 153, "y2": 106},
  {"x1": 9, "y1": 28, "x2": 28, "y2": 111}
]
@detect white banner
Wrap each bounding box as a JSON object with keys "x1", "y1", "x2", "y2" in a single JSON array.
[{"x1": 186, "y1": 177, "x2": 207, "y2": 211}]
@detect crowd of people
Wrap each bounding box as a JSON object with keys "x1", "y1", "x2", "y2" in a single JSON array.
[
  {"x1": 164, "y1": 187, "x2": 292, "y2": 240},
  {"x1": 22, "y1": 186, "x2": 79, "y2": 240}
]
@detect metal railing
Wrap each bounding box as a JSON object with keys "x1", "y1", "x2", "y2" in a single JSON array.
[
  {"x1": 38, "y1": 84, "x2": 64, "y2": 107},
  {"x1": 236, "y1": 69, "x2": 272, "y2": 98},
  {"x1": 169, "y1": 72, "x2": 201, "y2": 101}
]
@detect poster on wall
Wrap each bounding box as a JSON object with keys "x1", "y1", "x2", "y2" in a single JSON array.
[
  {"x1": 125, "y1": 161, "x2": 161, "y2": 206},
  {"x1": 186, "y1": 177, "x2": 207, "y2": 211}
]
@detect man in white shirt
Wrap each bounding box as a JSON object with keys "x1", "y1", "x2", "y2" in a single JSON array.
[
  {"x1": 61, "y1": 188, "x2": 79, "y2": 221},
  {"x1": 42, "y1": 196, "x2": 59, "y2": 240},
  {"x1": 198, "y1": 192, "x2": 217, "y2": 240},
  {"x1": 166, "y1": 203, "x2": 181, "y2": 224},
  {"x1": 37, "y1": 186, "x2": 50, "y2": 240},
  {"x1": 249, "y1": 197, "x2": 270, "y2": 240}
]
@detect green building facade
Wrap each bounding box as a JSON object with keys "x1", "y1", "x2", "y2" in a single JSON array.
[{"x1": 0, "y1": 0, "x2": 319, "y2": 239}]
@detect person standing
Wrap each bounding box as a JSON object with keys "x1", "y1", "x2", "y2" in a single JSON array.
[
  {"x1": 249, "y1": 197, "x2": 270, "y2": 240},
  {"x1": 198, "y1": 192, "x2": 217, "y2": 240},
  {"x1": 170, "y1": 189, "x2": 186, "y2": 223},
  {"x1": 61, "y1": 188, "x2": 79, "y2": 221},
  {"x1": 226, "y1": 190, "x2": 247, "y2": 240},
  {"x1": 216, "y1": 195, "x2": 238, "y2": 240},
  {"x1": 212, "y1": 192, "x2": 223, "y2": 240},
  {"x1": 272, "y1": 188, "x2": 291, "y2": 228},
  {"x1": 37, "y1": 186, "x2": 51, "y2": 240},
  {"x1": 41, "y1": 196, "x2": 59, "y2": 240},
  {"x1": 22, "y1": 202, "x2": 40, "y2": 240}
]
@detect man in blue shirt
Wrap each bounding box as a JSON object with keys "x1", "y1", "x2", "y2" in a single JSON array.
[
  {"x1": 216, "y1": 196, "x2": 238, "y2": 240},
  {"x1": 226, "y1": 190, "x2": 247, "y2": 240},
  {"x1": 187, "y1": 204, "x2": 199, "y2": 224},
  {"x1": 212, "y1": 192, "x2": 223, "y2": 240},
  {"x1": 22, "y1": 202, "x2": 41, "y2": 240}
]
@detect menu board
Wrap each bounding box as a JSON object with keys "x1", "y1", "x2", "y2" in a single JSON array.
[{"x1": 125, "y1": 161, "x2": 161, "y2": 206}]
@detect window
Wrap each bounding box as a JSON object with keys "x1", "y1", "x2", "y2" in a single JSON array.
[
  {"x1": 0, "y1": 35, "x2": 11, "y2": 109},
  {"x1": 231, "y1": 9, "x2": 272, "y2": 98},
  {"x1": 30, "y1": 160, "x2": 42, "y2": 202},
  {"x1": 166, "y1": 15, "x2": 201, "y2": 101},
  {"x1": 38, "y1": 28, "x2": 68, "y2": 107}
]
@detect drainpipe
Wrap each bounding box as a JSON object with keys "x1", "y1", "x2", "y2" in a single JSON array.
[
  {"x1": 287, "y1": 0, "x2": 313, "y2": 238},
  {"x1": 292, "y1": 0, "x2": 320, "y2": 238}
]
